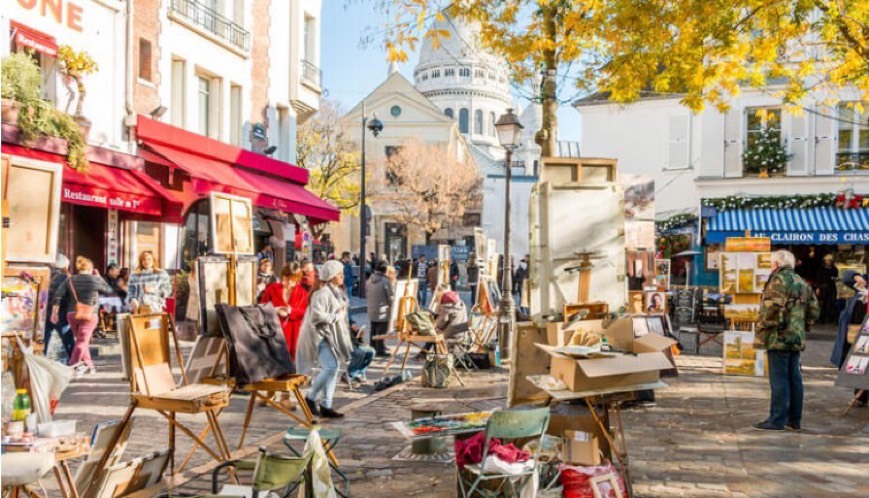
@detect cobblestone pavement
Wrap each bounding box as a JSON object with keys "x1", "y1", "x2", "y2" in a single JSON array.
[{"x1": 48, "y1": 331, "x2": 868, "y2": 497}]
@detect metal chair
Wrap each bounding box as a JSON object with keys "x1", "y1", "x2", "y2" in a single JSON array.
[
  {"x1": 212, "y1": 447, "x2": 312, "y2": 498},
  {"x1": 457, "y1": 407, "x2": 551, "y2": 498}
]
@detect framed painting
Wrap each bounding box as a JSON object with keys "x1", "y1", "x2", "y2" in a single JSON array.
[
  {"x1": 1, "y1": 155, "x2": 62, "y2": 263},
  {"x1": 654, "y1": 259, "x2": 671, "y2": 290}
]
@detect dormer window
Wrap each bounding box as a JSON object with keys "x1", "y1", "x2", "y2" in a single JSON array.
[
  {"x1": 431, "y1": 69, "x2": 440, "y2": 78},
  {"x1": 460, "y1": 67, "x2": 470, "y2": 77},
  {"x1": 474, "y1": 69, "x2": 484, "y2": 79},
  {"x1": 444, "y1": 68, "x2": 455, "y2": 77}
]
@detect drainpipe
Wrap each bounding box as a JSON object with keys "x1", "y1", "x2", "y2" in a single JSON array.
[{"x1": 124, "y1": 0, "x2": 136, "y2": 154}]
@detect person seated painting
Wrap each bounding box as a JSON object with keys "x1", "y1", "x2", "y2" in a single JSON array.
[{"x1": 416, "y1": 291, "x2": 468, "y2": 358}]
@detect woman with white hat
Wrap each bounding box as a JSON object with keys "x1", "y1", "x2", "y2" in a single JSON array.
[{"x1": 296, "y1": 260, "x2": 354, "y2": 418}]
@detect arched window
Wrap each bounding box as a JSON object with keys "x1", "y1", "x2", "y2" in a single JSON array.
[
  {"x1": 459, "y1": 67, "x2": 470, "y2": 77},
  {"x1": 489, "y1": 112, "x2": 496, "y2": 136},
  {"x1": 474, "y1": 109, "x2": 483, "y2": 134},
  {"x1": 444, "y1": 108, "x2": 454, "y2": 119},
  {"x1": 459, "y1": 108, "x2": 469, "y2": 134}
]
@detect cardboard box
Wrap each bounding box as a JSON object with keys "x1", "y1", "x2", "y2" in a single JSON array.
[
  {"x1": 563, "y1": 430, "x2": 601, "y2": 466},
  {"x1": 546, "y1": 319, "x2": 604, "y2": 346},
  {"x1": 547, "y1": 406, "x2": 611, "y2": 460},
  {"x1": 536, "y1": 343, "x2": 673, "y2": 392},
  {"x1": 603, "y1": 316, "x2": 677, "y2": 353}
]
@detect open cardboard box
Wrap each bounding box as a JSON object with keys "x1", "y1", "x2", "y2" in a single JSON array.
[
  {"x1": 536, "y1": 343, "x2": 673, "y2": 392},
  {"x1": 603, "y1": 316, "x2": 677, "y2": 353},
  {"x1": 547, "y1": 405, "x2": 612, "y2": 460},
  {"x1": 546, "y1": 319, "x2": 604, "y2": 346}
]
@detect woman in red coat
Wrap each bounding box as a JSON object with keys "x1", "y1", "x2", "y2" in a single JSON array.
[{"x1": 260, "y1": 262, "x2": 309, "y2": 361}]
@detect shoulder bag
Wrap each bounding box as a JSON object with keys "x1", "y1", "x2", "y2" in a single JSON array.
[{"x1": 69, "y1": 277, "x2": 96, "y2": 320}]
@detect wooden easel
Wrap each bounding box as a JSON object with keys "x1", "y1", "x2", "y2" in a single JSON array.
[
  {"x1": 468, "y1": 276, "x2": 498, "y2": 351},
  {"x1": 843, "y1": 390, "x2": 867, "y2": 416},
  {"x1": 94, "y1": 313, "x2": 232, "y2": 482},
  {"x1": 375, "y1": 271, "x2": 464, "y2": 386}
]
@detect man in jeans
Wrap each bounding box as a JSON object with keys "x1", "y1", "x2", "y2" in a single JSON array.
[{"x1": 754, "y1": 250, "x2": 820, "y2": 432}]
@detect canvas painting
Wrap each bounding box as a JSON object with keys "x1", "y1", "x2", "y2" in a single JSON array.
[
  {"x1": 720, "y1": 251, "x2": 772, "y2": 294},
  {"x1": 210, "y1": 192, "x2": 254, "y2": 255},
  {"x1": 655, "y1": 259, "x2": 671, "y2": 290},
  {"x1": 705, "y1": 245, "x2": 721, "y2": 271},
  {"x1": 647, "y1": 315, "x2": 666, "y2": 336},
  {"x1": 389, "y1": 279, "x2": 420, "y2": 332},
  {"x1": 845, "y1": 355, "x2": 868, "y2": 375},
  {"x1": 645, "y1": 291, "x2": 667, "y2": 314},
  {"x1": 725, "y1": 237, "x2": 771, "y2": 252},
  {"x1": 854, "y1": 336, "x2": 869, "y2": 354},
  {"x1": 473, "y1": 227, "x2": 486, "y2": 262},
  {"x1": 633, "y1": 316, "x2": 650, "y2": 338},
  {"x1": 723, "y1": 304, "x2": 760, "y2": 323},
  {"x1": 723, "y1": 330, "x2": 765, "y2": 376}
]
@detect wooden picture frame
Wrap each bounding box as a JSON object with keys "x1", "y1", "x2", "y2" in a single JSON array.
[
  {"x1": 655, "y1": 258, "x2": 671, "y2": 290},
  {"x1": 1, "y1": 267, "x2": 51, "y2": 339},
  {"x1": 1, "y1": 155, "x2": 62, "y2": 263},
  {"x1": 589, "y1": 472, "x2": 624, "y2": 498},
  {"x1": 209, "y1": 192, "x2": 254, "y2": 255},
  {"x1": 644, "y1": 291, "x2": 667, "y2": 315}
]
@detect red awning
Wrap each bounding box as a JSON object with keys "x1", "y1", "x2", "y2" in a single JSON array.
[
  {"x1": 2, "y1": 144, "x2": 179, "y2": 218},
  {"x1": 10, "y1": 21, "x2": 58, "y2": 58},
  {"x1": 141, "y1": 142, "x2": 340, "y2": 224}
]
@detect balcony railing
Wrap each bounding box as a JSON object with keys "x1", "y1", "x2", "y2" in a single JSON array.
[
  {"x1": 171, "y1": 0, "x2": 250, "y2": 52},
  {"x1": 301, "y1": 59, "x2": 321, "y2": 87}
]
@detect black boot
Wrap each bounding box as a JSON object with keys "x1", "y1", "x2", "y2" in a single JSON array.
[
  {"x1": 304, "y1": 397, "x2": 321, "y2": 416},
  {"x1": 319, "y1": 405, "x2": 344, "y2": 418}
]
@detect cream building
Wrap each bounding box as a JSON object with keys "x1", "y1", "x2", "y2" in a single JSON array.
[{"x1": 334, "y1": 68, "x2": 477, "y2": 263}]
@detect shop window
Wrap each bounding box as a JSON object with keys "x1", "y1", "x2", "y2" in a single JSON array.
[
  {"x1": 459, "y1": 108, "x2": 469, "y2": 134},
  {"x1": 459, "y1": 67, "x2": 470, "y2": 77},
  {"x1": 474, "y1": 109, "x2": 483, "y2": 135},
  {"x1": 138, "y1": 38, "x2": 153, "y2": 82},
  {"x1": 836, "y1": 101, "x2": 869, "y2": 171}
]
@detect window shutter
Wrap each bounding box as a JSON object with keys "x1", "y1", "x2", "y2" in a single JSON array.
[
  {"x1": 813, "y1": 104, "x2": 836, "y2": 175},
  {"x1": 787, "y1": 112, "x2": 809, "y2": 175},
  {"x1": 723, "y1": 107, "x2": 743, "y2": 177},
  {"x1": 667, "y1": 115, "x2": 690, "y2": 169}
]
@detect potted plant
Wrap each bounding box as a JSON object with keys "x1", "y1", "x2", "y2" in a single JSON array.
[
  {"x1": 57, "y1": 45, "x2": 98, "y2": 137},
  {"x1": 1, "y1": 53, "x2": 42, "y2": 124},
  {"x1": 0, "y1": 54, "x2": 89, "y2": 171},
  {"x1": 742, "y1": 127, "x2": 792, "y2": 177}
]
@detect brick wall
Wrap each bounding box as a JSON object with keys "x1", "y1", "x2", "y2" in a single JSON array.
[
  {"x1": 249, "y1": 0, "x2": 271, "y2": 150},
  {"x1": 133, "y1": 0, "x2": 161, "y2": 117}
]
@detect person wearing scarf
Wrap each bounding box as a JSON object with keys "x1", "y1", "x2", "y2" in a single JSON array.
[{"x1": 296, "y1": 260, "x2": 354, "y2": 418}]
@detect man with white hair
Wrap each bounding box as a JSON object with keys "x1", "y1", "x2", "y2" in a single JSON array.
[{"x1": 753, "y1": 250, "x2": 820, "y2": 432}]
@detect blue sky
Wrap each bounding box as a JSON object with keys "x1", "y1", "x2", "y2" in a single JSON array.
[{"x1": 320, "y1": 1, "x2": 582, "y2": 143}]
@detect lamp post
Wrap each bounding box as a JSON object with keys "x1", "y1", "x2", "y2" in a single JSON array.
[
  {"x1": 359, "y1": 101, "x2": 383, "y2": 298},
  {"x1": 494, "y1": 108, "x2": 523, "y2": 360}
]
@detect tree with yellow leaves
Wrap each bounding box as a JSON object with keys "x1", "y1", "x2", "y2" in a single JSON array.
[
  {"x1": 377, "y1": 0, "x2": 868, "y2": 155},
  {"x1": 296, "y1": 99, "x2": 361, "y2": 237}
]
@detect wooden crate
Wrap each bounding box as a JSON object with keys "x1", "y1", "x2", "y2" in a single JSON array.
[{"x1": 563, "y1": 302, "x2": 610, "y2": 322}]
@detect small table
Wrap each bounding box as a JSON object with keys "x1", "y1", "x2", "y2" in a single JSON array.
[
  {"x1": 2, "y1": 438, "x2": 91, "y2": 498},
  {"x1": 283, "y1": 428, "x2": 349, "y2": 498}
]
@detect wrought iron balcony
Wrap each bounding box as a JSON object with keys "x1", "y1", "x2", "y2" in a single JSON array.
[
  {"x1": 171, "y1": 0, "x2": 250, "y2": 52},
  {"x1": 301, "y1": 59, "x2": 321, "y2": 87}
]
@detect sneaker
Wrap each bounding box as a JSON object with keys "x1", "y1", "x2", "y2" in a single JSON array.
[
  {"x1": 304, "y1": 397, "x2": 321, "y2": 417},
  {"x1": 340, "y1": 373, "x2": 353, "y2": 389},
  {"x1": 319, "y1": 405, "x2": 344, "y2": 418},
  {"x1": 785, "y1": 423, "x2": 802, "y2": 432},
  {"x1": 355, "y1": 373, "x2": 368, "y2": 384},
  {"x1": 752, "y1": 422, "x2": 785, "y2": 432}
]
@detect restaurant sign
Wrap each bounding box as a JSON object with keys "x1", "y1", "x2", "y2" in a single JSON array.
[{"x1": 62, "y1": 184, "x2": 161, "y2": 216}]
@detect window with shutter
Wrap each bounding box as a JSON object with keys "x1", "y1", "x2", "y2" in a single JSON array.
[
  {"x1": 787, "y1": 112, "x2": 809, "y2": 175},
  {"x1": 723, "y1": 107, "x2": 743, "y2": 177},
  {"x1": 836, "y1": 102, "x2": 869, "y2": 171}
]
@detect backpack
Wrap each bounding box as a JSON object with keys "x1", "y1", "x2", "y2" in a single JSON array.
[
  {"x1": 422, "y1": 353, "x2": 454, "y2": 388},
  {"x1": 404, "y1": 311, "x2": 436, "y2": 336}
]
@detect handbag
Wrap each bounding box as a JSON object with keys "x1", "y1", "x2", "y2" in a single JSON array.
[
  {"x1": 215, "y1": 303, "x2": 294, "y2": 385},
  {"x1": 68, "y1": 278, "x2": 96, "y2": 320}
]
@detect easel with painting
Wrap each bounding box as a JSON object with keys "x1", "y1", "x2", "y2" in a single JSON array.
[
  {"x1": 719, "y1": 235, "x2": 771, "y2": 376},
  {"x1": 376, "y1": 268, "x2": 456, "y2": 381},
  {"x1": 836, "y1": 314, "x2": 869, "y2": 416},
  {"x1": 467, "y1": 235, "x2": 500, "y2": 351},
  {"x1": 176, "y1": 193, "x2": 313, "y2": 471}
]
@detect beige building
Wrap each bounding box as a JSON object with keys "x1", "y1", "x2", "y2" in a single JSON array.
[{"x1": 330, "y1": 67, "x2": 478, "y2": 263}]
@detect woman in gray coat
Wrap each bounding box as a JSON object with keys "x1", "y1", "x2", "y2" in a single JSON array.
[{"x1": 297, "y1": 260, "x2": 354, "y2": 418}]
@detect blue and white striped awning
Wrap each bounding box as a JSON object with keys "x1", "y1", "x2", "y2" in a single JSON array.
[{"x1": 706, "y1": 207, "x2": 869, "y2": 244}]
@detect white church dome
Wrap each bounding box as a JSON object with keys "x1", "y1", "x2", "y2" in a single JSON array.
[{"x1": 414, "y1": 13, "x2": 513, "y2": 158}]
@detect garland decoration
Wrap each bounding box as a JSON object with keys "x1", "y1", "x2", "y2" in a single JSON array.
[
  {"x1": 702, "y1": 194, "x2": 839, "y2": 211},
  {"x1": 656, "y1": 213, "x2": 698, "y2": 232}
]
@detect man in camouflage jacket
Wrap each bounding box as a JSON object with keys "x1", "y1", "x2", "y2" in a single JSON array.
[{"x1": 753, "y1": 250, "x2": 820, "y2": 432}]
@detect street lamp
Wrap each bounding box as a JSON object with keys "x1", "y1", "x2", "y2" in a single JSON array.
[
  {"x1": 494, "y1": 108, "x2": 523, "y2": 360},
  {"x1": 359, "y1": 101, "x2": 383, "y2": 298}
]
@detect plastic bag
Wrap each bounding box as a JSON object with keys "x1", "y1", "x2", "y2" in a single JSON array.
[
  {"x1": 18, "y1": 337, "x2": 75, "y2": 423},
  {"x1": 300, "y1": 427, "x2": 336, "y2": 498}
]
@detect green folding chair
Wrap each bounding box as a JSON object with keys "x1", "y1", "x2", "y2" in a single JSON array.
[
  {"x1": 211, "y1": 447, "x2": 312, "y2": 498},
  {"x1": 457, "y1": 407, "x2": 551, "y2": 498}
]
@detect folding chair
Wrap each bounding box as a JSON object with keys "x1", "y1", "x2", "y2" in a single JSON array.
[
  {"x1": 96, "y1": 313, "x2": 232, "y2": 478},
  {"x1": 212, "y1": 447, "x2": 312, "y2": 498},
  {"x1": 457, "y1": 407, "x2": 550, "y2": 498}
]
